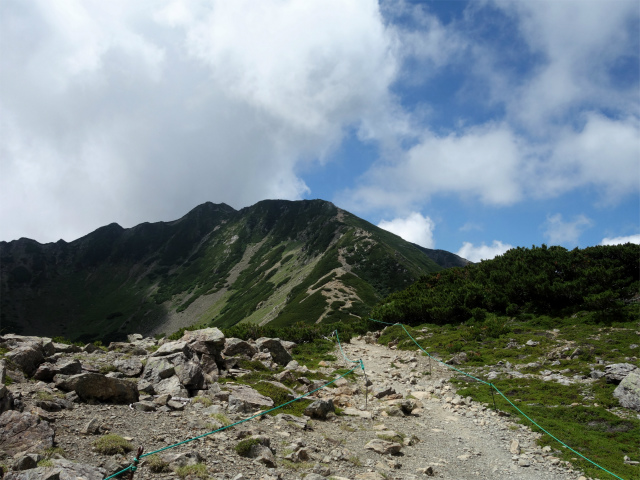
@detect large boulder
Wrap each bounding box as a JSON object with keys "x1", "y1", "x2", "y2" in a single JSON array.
[
  {"x1": 613, "y1": 371, "x2": 640, "y2": 411},
  {"x1": 5, "y1": 345, "x2": 44, "y2": 377},
  {"x1": 58, "y1": 373, "x2": 138, "y2": 404},
  {"x1": 0, "y1": 411, "x2": 54, "y2": 457},
  {"x1": 151, "y1": 340, "x2": 189, "y2": 357},
  {"x1": 154, "y1": 376, "x2": 188, "y2": 397},
  {"x1": 604, "y1": 363, "x2": 637, "y2": 384},
  {"x1": 183, "y1": 327, "x2": 225, "y2": 355},
  {"x1": 227, "y1": 385, "x2": 274, "y2": 413},
  {"x1": 255, "y1": 338, "x2": 293, "y2": 366},
  {"x1": 141, "y1": 356, "x2": 176, "y2": 384},
  {"x1": 235, "y1": 435, "x2": 276, "y2": 467},
  {"x1": 33, "y1": 359, "x2": 82, "y2": 382},
  {"x1": 223, "y1": 338, "x2": 258, "y2": 358},
  {"x1": 114, "y1": 357, "x2": 144, "y2": 377}
]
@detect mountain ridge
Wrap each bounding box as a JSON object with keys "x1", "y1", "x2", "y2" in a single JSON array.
[{"x1": 0, "y1": 199, "x2": 468, "y2": 343}]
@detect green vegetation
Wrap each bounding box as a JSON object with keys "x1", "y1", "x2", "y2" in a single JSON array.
[
  {"x1": 235, "y1": 437, "x2": 262, "y2": 456},
  {"x1": 92, "y1": 434, "x2": 133, "y2": 455},
  {"x1": 145, "y1": 455, "x2": 170, "y2": 473},
  {"x1": 192, "y1": 396, "x2": 213, "y2": 407},
  {"x1": 252, "y1": 381, "x2": 312, "y2": 416},
  {"x1": 175, "y1": 464, "x2": 208, "y2": 479},
  {"x1": 372, "y1": 244, "x2": 639, "y2": 326}
]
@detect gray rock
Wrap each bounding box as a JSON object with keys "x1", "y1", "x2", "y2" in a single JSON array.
[
  {"x1": 236, "y1": 435, "x2": 275, "y2": 467},
  {"x1": 141, "y1": 356, "x2": 176, "y2": 384},
  {"x1": 0, "y1": 411, "x2": 55, "y2": 457},
  {"x1": 6, "y1": 345, "x2": 44, "y2": 377},
  {"x1": 154, "y1": 376, "x2": 188, "y2": 397},
  {"x1": 365, "y1": 438, "x2": 402, "y2": 455},
  {"x1": 173, "y1": 357, "x2": 204, "y2": 390},
  {"x1": 374, "y1": 386, "x2": 396, "y2": 399},
  {"x1": 0, "y1": 359, "x2": 7, "y2": 385},
  {"x1": 183, "y1": 327, "x2": 225, "y2": 355},
  {"x1": 35, "y1": 397, "x2": 73, "y2": 412},
  {"x1": 446, "y1": 352, "x2": 468, "y2": 365},
  {"x1": 33, "y1": 359, "x2": 82, "y2": 382},
  {"x1": 51, "y1": 343, "x2": 81, "y2": 354},
  {"x1": 107, "y1": 342, "x2": 148, "y2": 355},
  {"x1": 160, "y1": 450, "x2": 203, "y2": 468},
  {"x1": 304, "y1": 399, "x2": 334, "y2": 420},
  {"x1": 255, "y1": 338, "x2": 293, "y2": 365},
  {"x1": 132, "y1": 400, "x2": 157, "y2": 412},
  {"x1": 114, "y1": 357, "x2": 144, "y2": 377},
  {"x1": 613, "y1": 371, "x2": 640, "y2": 411},
  {"x1": 150, "y1": 340, "x2": 189, "y2": 357},
  {"x1": 227, "y1": 385, "x2": 274, "y2": 413},
  {"x1": 81, "y1": 417, "x2": 101, "y2": 434},
  {"x1": 12, "y1": 453, "x2": 41, "y2": 471},
  {"x1": 605, "y1": 363, "x2": 637, "y2": 384},
  {"x1": 223, "y1": 338, "x2": 258, "y2": 358},
  {"x1": 60, "y1": 373, "x2": 139, "y2": 404},
  {"x1": 127, "y1": 333, "x2": 144, "y2": 343}
]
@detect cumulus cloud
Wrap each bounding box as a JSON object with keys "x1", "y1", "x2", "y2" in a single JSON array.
[
  {"x1": 543, "y1": 213, "x2": 593, "y2": 246},
  {"x1": 601, "y1": 234, "x2": 640, "y2": 246},
  {"x1": 0, "y1": 0, "x2": 401, "y2": 242},
  {"x1": 456, "y1": 240, "x2": 513, "y2": 262},
  {"x1": 342, "y1": 123, "x2": 526, "y2": 213},
  {"x1": 378, "y1": 212, "x2": 435, "y2": 248}
]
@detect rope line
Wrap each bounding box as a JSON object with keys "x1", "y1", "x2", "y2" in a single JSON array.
[
  {"x1": 367, "y1": 318, "x2": 625, "y2": 480},
  {"x1": 104, "y1": 360, "x2": 362, "y2": 479}
]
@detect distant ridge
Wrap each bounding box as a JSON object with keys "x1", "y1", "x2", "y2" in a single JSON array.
[{"x1": 0, "y1": 199, "x2": 468, "y2": 343}]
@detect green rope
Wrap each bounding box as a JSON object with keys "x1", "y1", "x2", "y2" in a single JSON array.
[
  {"x1": 103, "y1": 365, "x2": 360, "y2": 479},
  {"x1": 368, "y1": 317, "x2": 626, "y2": 480},
  {"x1": 335, "y1": 329, "x2": 362, "y2": 366}
]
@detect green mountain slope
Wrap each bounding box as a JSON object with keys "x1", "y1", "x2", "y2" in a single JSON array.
[{"x1": 0, "y1": 199, "x2": 455, "y2": 343}]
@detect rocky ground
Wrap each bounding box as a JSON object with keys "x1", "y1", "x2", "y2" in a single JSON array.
[{"x1": 0, "y1": 328, "x2": 627, "y2": 480}]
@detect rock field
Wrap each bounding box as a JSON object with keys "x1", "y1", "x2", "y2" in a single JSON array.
[{"x1": 0, "y1": 328, "x2": 623, "y2": 480}]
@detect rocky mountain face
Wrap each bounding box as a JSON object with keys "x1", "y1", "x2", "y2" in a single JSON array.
[
  {"x1": 0, "y1": 200, "x2": 467, "y2": 344},
  {"x1": 3, "y1": 327, "x2": 628, "y2": 480}
]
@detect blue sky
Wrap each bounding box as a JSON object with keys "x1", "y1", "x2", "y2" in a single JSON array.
[{"x1": 1, "y1": 0, "x2": 638, "y2": 261}]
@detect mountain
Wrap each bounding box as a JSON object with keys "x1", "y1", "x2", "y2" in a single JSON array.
[{"x1": 0, "y1": 199, "x2": 464, "y2": 343}]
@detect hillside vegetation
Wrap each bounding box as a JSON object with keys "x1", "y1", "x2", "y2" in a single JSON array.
[
  {"x1": 372, "y1": 243, "x2": 639, "y2": 326},
  {"x1": 0, "y1": 200, "x2": 463, "y2": 343}
]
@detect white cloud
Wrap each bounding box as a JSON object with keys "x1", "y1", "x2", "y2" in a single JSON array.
[
  {"x1": 0, "y1": 0, "x2": 402, "y2": 242},
  {"x1": 543, "y1": 213, "x2": 593, "y2": 246},
  {"x1": 601, "y1": 234, "x2": 640, "y2": 246},
  {"x1": 342, "y1": 122, "x2": 526, "y2": 213},
  {"x1": 456, "y1": 240, "x2": 513, "y2": 262},
  {"x1": 378, "y1": 212, "x2": 435, "y2": 248}
]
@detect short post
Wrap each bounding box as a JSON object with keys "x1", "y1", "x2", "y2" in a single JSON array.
[
  {"x1": 128, "y1": 446, "x2": 144, "y2": 480},
  {"x1": 489, "y1": 384, "x2": 497, "y2": 411}
]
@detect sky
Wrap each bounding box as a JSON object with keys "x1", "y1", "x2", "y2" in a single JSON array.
[{"x1": 1, "y1": 0, "x2": 639, "y2": 262}]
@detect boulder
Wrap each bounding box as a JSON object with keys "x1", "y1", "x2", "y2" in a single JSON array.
[
  {"x1": 613, "y1": 371, "x2": 640, "y2": 411},
  {"x1": 304, "y1": 399, "x2": 335, "y2": 420},
  {"x1": 0, "y1": 384, "x2": 15, "y2": 414},
  {"x1": 33, "y1": 359, "x2": 82, "y2": 382},
  {"x1": 59, "y1": 373, "x2": 138, "y2": 404},
  {"x1": 364, "y1": 438, "x2": 402, "y2": 455},
  {"x1": 12, "y1": 453, "x2": 41, "y2": 471},
  {"x1": 0, "y1": 411, "x2": 55, "y2": 456},
  {"x1": 223, "y1": 338, "x2": 258, "y2": 358},
  {"x1": 114, "y1": 357, "x2": 144, "y2": 377},
  {"x1": 446, "y1": 352, "x2": 468, "y2": 365},
  {"x1": 605, "y1": 363, "x2": 637, "y2": 384},
  {"x1": 4, "y1": 458, "x2": 105, "y2": 480},
  {"x1": 172, "y1": 356, "x2": 204, "y2": 390},
  {"x1": 374, "y1": 386, "x2": 396, "y2": 399},
  {"x1": 6, "y1": 345, "x2": 44, "y2": 377},
  {"x1": 52, "y1": 343, "x2": 81, "y2": 354},
  {"x1": 0, "y1": 359, "x2": 6, "y2": 384},
  {"x1": 141, "y1": 356, "x2": 176, "y2": 384},
  {"x1": 160, "y1": 450, "x2": 204, "y2": 469},
  {"x1": 182, "y1": 327, "x2": 225, "y2": 355},
  {"x1": 150, "y1": 340, "x2": 189, "y2": 357},
  {"x1": 255, "y1": 338, "x2": 292, "y2": 366},
  {"x1": 227, "y1": 385, "x2": 274, "y2": 413},
  {"x1": 35, "y1": 397, "x2": 73, "y2": 412},
  {"x1": 154, "y1": 376, "x2": 188, "y2": 397},
  {"x1": 236, "y1": 435, "x2": 276, "y2": 467}
]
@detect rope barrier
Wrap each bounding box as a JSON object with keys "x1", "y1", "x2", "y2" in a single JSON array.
[
  {"x1": 367, "y1": 318, "x2": 626, "y2": 480},
  {"x1": 104, "y1": 354, "x2": 363, "y2": 479}
]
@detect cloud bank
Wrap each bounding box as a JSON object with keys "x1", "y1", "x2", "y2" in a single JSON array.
[{"x1": 378, "y1": 212, "x2": 436, "y2": 248}]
